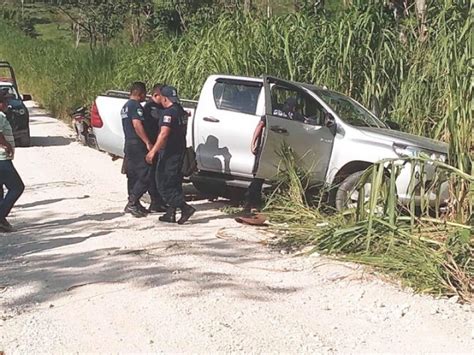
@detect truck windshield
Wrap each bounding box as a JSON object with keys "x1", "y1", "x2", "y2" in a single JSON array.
[
  {"x1": 313, "y1": 90, "x2": 387, "y2": 128},
  {"x1": 0, "y1": 85, "x2": 19, "y2": 100}
]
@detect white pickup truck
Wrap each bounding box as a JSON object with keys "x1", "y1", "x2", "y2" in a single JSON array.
[{"x1": 90, "y1": 74, "x2": 448, "y2": 209}]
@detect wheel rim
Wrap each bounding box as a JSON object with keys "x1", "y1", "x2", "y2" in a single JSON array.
[
  {"x1": 346, "y1": 182, "x2": 372, "y2": 209},
  {"x1": 345, "y1": 182, "x2": 387, "y2": 215}
]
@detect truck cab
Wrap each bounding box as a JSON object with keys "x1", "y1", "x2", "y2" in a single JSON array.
[{"x1": 191, "y1": 75, "x2": 448, "y2": 208}]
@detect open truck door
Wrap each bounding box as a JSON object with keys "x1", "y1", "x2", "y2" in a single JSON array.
[
  {"x1": 255, "y1": 76, "x2": 335, "y2": 185},
  {"x1": 193, "y1": 76, "x2": 264, "y2": 177}
]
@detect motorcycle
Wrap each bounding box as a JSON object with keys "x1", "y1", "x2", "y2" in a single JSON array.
[{"x1": 71, "y1": 106, "x2": 97, "y2": 148}]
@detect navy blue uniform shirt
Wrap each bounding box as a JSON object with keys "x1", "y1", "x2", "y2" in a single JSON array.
[
  {"x1": 143, "y1": 101, "x2": 163, "y2": 143},
  {"x1": 121, "y1": 99, "x2": 145, "y2": 141},
  {"x1": 159, "y1": 103, "x2": 187, "y2": 156}
]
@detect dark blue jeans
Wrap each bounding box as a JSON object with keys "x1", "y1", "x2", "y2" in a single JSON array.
[
  {"x1": 148, "y1": 159, "x2": 164, "y2": 206},
  {"x1": 0, "y1": 160, "x2": 25, "y2": 220}
]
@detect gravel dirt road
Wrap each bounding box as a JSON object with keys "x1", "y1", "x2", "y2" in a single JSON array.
[{"x1": 0, "y1": 104, "x2": 472, "y2": 353}]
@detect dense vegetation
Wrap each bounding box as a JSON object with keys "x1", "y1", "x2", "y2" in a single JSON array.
[
  {"x1": 266, "y1": 146, "x2": 472, "y2": 301},
  {"x1": 0, "y1": 0, "x2": 472, "y2": 299},
  {"x1": 1, "y1": 2, "x2": 471, "y2": 169}
]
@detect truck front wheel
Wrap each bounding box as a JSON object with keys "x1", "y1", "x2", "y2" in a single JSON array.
[
  {"x1": 334, "y1": 171, "x2": 367, "y2": 211},
  {"x1": 334, "y1": 170, "x2": 391, "y2": 212}
]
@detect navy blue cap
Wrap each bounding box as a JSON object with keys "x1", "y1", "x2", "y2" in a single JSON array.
[{"x1": 161, "y1": 85, "x2": 180, "y2": 103}]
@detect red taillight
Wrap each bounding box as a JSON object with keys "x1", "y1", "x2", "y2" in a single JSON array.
[{"x1": 90, "y1": 101, "x2": 103, "y2": 128}]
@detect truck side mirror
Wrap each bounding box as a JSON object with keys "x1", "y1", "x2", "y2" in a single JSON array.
[
  {"x1": 386, "y1": 120, "x2": 400, "y2": 130},
  {"x1": 22, "y1": 94, "x2": 32, "y2": 101},
  {"x1": 325, "y1": 113, "x2": 337, "y2": 136}
]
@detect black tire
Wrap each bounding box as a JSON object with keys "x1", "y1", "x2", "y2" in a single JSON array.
[
  {"x1": 223, "y1": 186, "x2": 246, "y2": 202},
  {"x1": 192, "y1": 181, "x2": 245, "y2": 201},
  {"x1": 192, "y1": 181, "x2": 220, "y2": 198},
  {"x1": 335, "y1": 170, "x2": 391, "y2": 212},
  {"x1": 334, "y1": 171, "x2": 366, "y2": 211}
]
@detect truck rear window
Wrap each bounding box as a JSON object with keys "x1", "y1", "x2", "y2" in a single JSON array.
[{"x1": 213, "y1": 82, "x2": 260, "y2": 115}]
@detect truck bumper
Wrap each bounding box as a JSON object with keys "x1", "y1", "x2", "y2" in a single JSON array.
[{"x1": 396, "y1": 162, "x2": 450, "y2": 207}]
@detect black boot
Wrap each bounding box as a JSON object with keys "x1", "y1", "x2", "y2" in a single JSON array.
[
  {"x1": 178, "y1": 203, "x2": 196, "y2": 225},
  {"x1": 124, "y1": 195, "x2": 147, "y2": 218},
  {"x1": 159, "y1": 207, "x2": 176, "y2": 223},
  {"x1": 0, "y1": 218, "x2": 13, "y2": 233},
  {"x1": 124, "y1": 202, "x2": 147, "y2": 218},
  {"x1": 136, "y1": 201, "x2": 149, "y2": 215}
]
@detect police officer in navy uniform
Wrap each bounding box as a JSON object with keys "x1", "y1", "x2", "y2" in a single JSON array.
[
  {"x1": 143, "y1": 83, "x2": 167, "y2": 213},
  {"x1": 145, "y1": 86, "x2": 195, "y2": 224},
  {"x1": 121, "y1": 82, "x2": 152, "y2": 218}
]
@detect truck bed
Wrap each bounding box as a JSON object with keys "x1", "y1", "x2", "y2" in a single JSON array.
[{"x1": 93, "y1": 90, "x2": 197, "y2": 158}]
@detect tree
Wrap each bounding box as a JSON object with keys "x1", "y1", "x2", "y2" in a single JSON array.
[
  {"x1": 153, "y1": 0, "x2": 218, "y2": 34},
  {"x1": 414, "y1": 0, "x2": 428, "y2": 41},
  {"x1": 127, "y1": 0, "x2": 155, "y2": 45},
  {"x1": 58, "y1": 0, "x2": 128, "y2": 49}
]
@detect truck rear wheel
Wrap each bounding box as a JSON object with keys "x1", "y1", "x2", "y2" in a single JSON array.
[
  {"x1": 192, "y1": 181, "x2": 220, "y2": 198},
  {"x1": 192, "y1": 181, "x2": 245, "y2": 202}
]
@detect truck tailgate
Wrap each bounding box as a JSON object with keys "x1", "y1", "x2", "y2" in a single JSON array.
[{"x1": 94, "y1": 96, "x2": 126, "y2": 157}]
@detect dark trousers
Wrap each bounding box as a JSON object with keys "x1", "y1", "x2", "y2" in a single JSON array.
[
  {"x1": 148, "y1": 159, "x2": 164, "y2": 205},
  {"x1": 245, "y1": 177, "x2": 264, "y2": 207},
  {"x1": 124, "y1": 140, "x2": 150, "y2": 204},
  {"x1": 0, "y1": 160, "x2": 25, "y2": 220},
  {"x1": 156, "y1": 152, "x2": 185, "y2": 209}
]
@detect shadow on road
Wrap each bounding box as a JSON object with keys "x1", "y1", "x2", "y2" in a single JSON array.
[
  {"x1": 16, "y1": 195, "x2": 90, "y2": 209},
  {"x1": 30, "y1": 136, "x2": 73, "y2": 147},
  {"x1": 0, "y1": 194, "x2": 287, "y2": 312}
]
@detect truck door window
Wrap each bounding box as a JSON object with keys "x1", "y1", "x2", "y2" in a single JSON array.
[
  {"x1": 271, "y1": 85, "x2": 326, "y2": 126},
  {"x1": 213, "y1": 82, "x2": 260, "y2": 115},
  {"x1": 0, "y1": 85, "x2": 19, "y2": 99}
]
